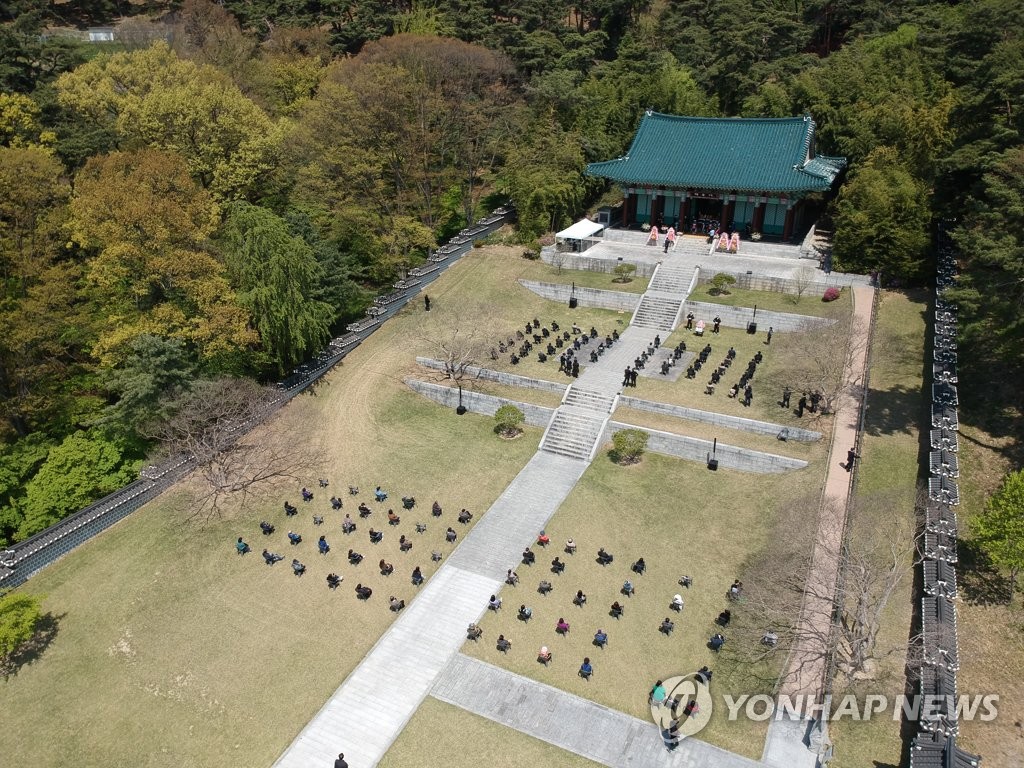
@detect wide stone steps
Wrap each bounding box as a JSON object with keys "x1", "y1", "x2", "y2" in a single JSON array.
[
  {"x1": 563, "y1": 385, "x2": 616, "y2": 414},
  {"x1": 632, "y1": 295, "x2": 682, "y2": 331},
  {"x1": 540, "y1": 407, "x2": 607, "y2": 461},
  {"x1": 649, "y1": 266, "x2": 693, "y2": 293}
]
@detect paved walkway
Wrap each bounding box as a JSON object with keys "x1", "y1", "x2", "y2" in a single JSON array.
[
  {"x1": 779, "y1": 283, "x2": 875, "y2": 700},
  {"x1": 433, "y1": 654, "x2": 764, "y2": 768}
]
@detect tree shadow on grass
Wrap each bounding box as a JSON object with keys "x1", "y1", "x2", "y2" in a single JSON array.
[
  {"x1": 956, "y1": 539, "x2": 1010, "y2": 606},
  {"x1": 2, "y1": 611, "x2": 64, "y2": 679},
  {"x1": 863, "y1": 384, "x2": 927, "y2": 439}
]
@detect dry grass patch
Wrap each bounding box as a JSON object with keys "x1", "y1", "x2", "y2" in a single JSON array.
[
  {"x1": 379, "y1": 697, "x2": 601, "y2": 767},
  {"x1": 517, "y1": 255, "x2": 650, "y2": 294},
  {"x1": 692, "y1": 283, "x2": 850, "y2": 318}
]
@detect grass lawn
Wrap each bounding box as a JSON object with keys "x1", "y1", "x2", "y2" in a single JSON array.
[
  {"x1": 826, "y1": 290, "x2": 925, "y2": 768},
  {"x1": 379, "y1": 698, "x2": 601, "y2": 768},
  {"x1": 516, "y1": 254, "x2": 650, "y2": 294},
  {"x1": 462, "y1": 448, "x2": 826, "y2": 760},
  {"x1": 691, "y1": 283, "x2": 850, "y2": 319}
]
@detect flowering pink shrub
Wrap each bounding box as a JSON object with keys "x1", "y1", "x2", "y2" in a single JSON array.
[{"x1": 822, "y1": 287, "x2": 840, "y2": 302}]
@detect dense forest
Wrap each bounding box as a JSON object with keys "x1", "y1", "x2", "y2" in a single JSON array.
[{"x1": 0, "y1": 0, "x2": 1021, "y2": 545}]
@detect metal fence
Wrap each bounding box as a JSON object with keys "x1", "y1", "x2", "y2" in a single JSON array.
[{"x1": 0, "y1": 208, "x2": 512, "y2": 590}]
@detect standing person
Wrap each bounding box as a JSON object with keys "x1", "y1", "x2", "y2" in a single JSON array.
[
  {"x1": 335, "y1": 753, "x2": 348, "y2": 768},
  {"x1": 743, "y1": 384, "x2": 753, "y2": 407},
  {"x1": 572, "y1": 359, "x2": 580, "y2": 378},
  {"x1": 781, "y1": 387, "x2": 791, "y2": 409},
  {"x1": 713, "y1": 316, "x2": 721, "y2": 334},
  {"x1": 766, "y1": 326, "x2": 773, "y2": 345},
  {"x1": 630, "y1": 368, "x2": 639, "y2": 387},
  {"x1": 846, "y1": 447, "x2": 859, "y2": 472},
  {"x1": 686, "y1": 312, "x2": 694, "y2": 330},
  {"x1": 797, "y1": 394, "x2": 807, "y2": 417},
  {"x1": 622, "y1": 367, "x2": 631, "y2": 387},
  {"x1": 424, "y1": 294, "x2": 431, "y2": 311}
]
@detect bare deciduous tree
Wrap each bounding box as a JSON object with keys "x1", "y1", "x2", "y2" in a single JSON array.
[
  {"x1": 150, "y1": 378, "x2": 319, "y2": 519},
  {"x1": 793, "y1": 265, "x2": 818, "y2": 302},
  {"x1": 767, "y1": 317, "x2": 865, "y2": 415},
  {"x1": 422, "y1": 316, "x2": 492, "y2": 413}
]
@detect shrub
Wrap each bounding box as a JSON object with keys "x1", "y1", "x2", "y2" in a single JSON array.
[
  {"x1": 822, "y1": 286, "x2": 841, "y2": 302},
  {"x1": 494, "y1": 405, "x2": 525, "y2": 438},
  {"x1": 613, "y1": 263, "x2": 637, "y2": 283},
  {"x1": 610, "y1": 429, "x2": 648, "y2": 465},
  {"x1": 708, "y1": 273, "x2": 737, "y2": 296},
  {"x1": 521, "y1": 249, "x2": 540, "y2": 260}
]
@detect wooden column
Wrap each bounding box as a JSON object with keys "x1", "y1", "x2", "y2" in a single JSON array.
[
  {"x1": 752, "y1": 199, "x2": 766, "y2": 233},
  {"x1": 651, "y1": 194, "x2": 664, "y2": 227},
  {"x1": 782, "y1": 205, "x2": 795, "y2": 240},
  {"x1": 722, "y1": 199, "x2": 735, "y2": 230}
]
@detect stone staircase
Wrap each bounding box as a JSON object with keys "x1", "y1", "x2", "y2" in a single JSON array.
[
  {"x1": 631, "y1": 296, "x2": 682, "y2": 330},
  {"x1": 540, "y1": 385, "x2": 617, "y2": 461},
  {"x1": 631, "y1": 262, "x2": 696, "y2": 331}
]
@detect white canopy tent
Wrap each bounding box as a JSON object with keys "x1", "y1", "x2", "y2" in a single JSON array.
[{"x1": 555, "y1": 219, "x2": 605, "y2": 252}]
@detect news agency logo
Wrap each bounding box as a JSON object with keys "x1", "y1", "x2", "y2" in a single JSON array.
[{"x1": 650, "y1": 673, "x2": 714, "y2": 743}]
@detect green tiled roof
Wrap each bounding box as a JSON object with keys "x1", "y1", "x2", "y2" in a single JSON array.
[{"x1": 586, "y1": 112, "x2": 846, "y2": 194}]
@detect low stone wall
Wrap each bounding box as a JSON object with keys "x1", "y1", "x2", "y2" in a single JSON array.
[
  {"x1": 682, "y1": 300, "x2": 834, "y2": 332},
  {"x1": 602, "y1": 421, "x2": 808, "y2": 474},
  {"x1": 516, "y1": 281, "x2": 641, "y2": 312},
  {"x1": 540, "y1": 248, "x2": 658, "y2": 277},
  {"x1": 415, "y1": 359, "x2": 567, "y2": 396},
  {"x1": 618, "y1": 396, "x2": 822, "y2": 442},
  {"x1": 695, "y1": 271, "x2": 865, "y2": 294},
  {"x1": 405, "y1": 380, "x2": 555, "y2": 427}
]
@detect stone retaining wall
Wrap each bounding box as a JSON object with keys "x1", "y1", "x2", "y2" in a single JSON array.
[
  {"x1": 540, "y1": 249, "x2": 658, "y2": 276},
  {"x1": 618, "y1": 396, "x2": 822, "y2": 442},
  {"x1": 405, "y1": 380, "x2": 555, "y2": 427},
  {"x1": 682, "y1": 300, "x2": 834, "y2": 332},
  {"x1": 415, "y1": 359, "x2": 568, "y2": 395},
  {"x1": 516, "y1": 281, "x2": 641, "y2": 312}
]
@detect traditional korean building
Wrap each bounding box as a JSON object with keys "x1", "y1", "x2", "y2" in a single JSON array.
[{"x1": 586, "y1": 111, "x2": 846, "y2": 240}]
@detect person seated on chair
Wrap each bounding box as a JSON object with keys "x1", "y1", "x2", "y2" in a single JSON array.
[
  {"x1": 659, "y1": 617, "x2": 675, "y2": 635},
  {"x1": 330, "y1": 496, "x2": 343, "y2": 510},
  {"x1": 717, "y1": 609, "x2": 731, "y2": 627},
  {"x1": 709, "y1": 633, "x2": 726, "y2": 651},
  {"x1": 415, "y1": 522, "x2": 427, "y2": 533},
  {"x1": 538, "y1": 580, "x2": 553, "y2": 595},
  {"x1": 431, "y1": 550, "x2": 442, "y2": 562},
  {"x1": 522, "y1": 546, "x2": 536, "y2": 565},
  {"x1": 696, "y1": 666, "x2": 713, "y2": 685},
  {"x1": 671, "y1": 594, "x2": 685, "y2": 612},
  {"x1": 291, "y1": 559, "x2": 306, "y2": 576},
  {"x1": 565, "y1": 538, "x2": 577, "y2": 555},
  {"x1": 518, "y1": 604, "x2": 533, "y2": 621},
  {"x1": 593, "y1": 629, "x2": 608, "y2": 647},
  {"x1": 445, "y1": 527, "x2": 457, "y2": 543},
  {"x1": 537, "y1": 530, "x2": 550, "y2": 547},
  {"x1": 326, "y1": 573, "x2": 342, "y2": 589},
  {"x1": 374, "y1": 486, "x2": 388, "y2": 502},
  {"x1": 411, "y1": 566, "x2": 424, "y2": 585},
  {"x1": 288, "y1": 531, "x2": 302, "y2": 545},
  {"x1": 302, "y1": 488, "x2": 313, "y2": 502},
  {"x1": 537, "y1": 646, "x2": 552, "y2": 665},
  {"x1": 506, "y1": 569, "x2": 519, "y2": 586},
  {"x1": 348, "y1": 549, "x2": 363, "y2": 565},
  {"x1": 284, "y1": 501, "x2": 298, "y2": 516},
  {"x1": 349, "y1": 485, "x2": 360, "y2": 495},
  {"x1": 556, "y1": 617, "x2": 571, "y2": 635},
  {"x1": 262, "y1": 549, "x2": 283, "y2": 565},
  {"x1": 458, "y1": 508, "x2": 473, "y2": 524},
  {"x1": 729, "y1": 580, "x2": 743, "y2": 600},
  {"x1": 431, "y1": 500, "x2": 442, "y2": 517},
  {"x1": 369, "y1": 528, "x2": 383, "y2": 544},
  {"x1": 631, "y1": 557, "x2": 646, "y2": 575},
  {"x1": 573, "y1": 589, "x2": 587, "y2": 606},
  {"x1": 260, "y1": 521, "x2": 275, "y2": 535},
  {"x1": 728, "y1": 383, "x2": 740, "y2": 398},
  {"x1": 761, "y1": 630, "x2": 779, "y2": 648},
  {"x1": 496, "y1": 634, "x2": 511, "y2": 653},
  {"x1": 402, "y1": 496, "x2": 416, "y2": 510},
  {"x1": 621, "y1": 580, "x2": 635, "y2": 597},
  {"x1": 487, "y1": 594, "x2": 502, "y2": 611},
  {"x1": 313, "y1": 515, "x2": 324, "y2": 526},
  {"x1": 465, "y1": 622, "x2": 483, "y2": 641},
  {"x1": 597, "y1": 548, "x2": 614, "y2": 566},
  {"x1": 551, "y1": 557, "x2": 565, "y2": 574},
  {"x1": 399, "y1": 535, "x2": 412, "y2": 552},
  {"x1": 387, "y1": 510, "x2": 400, "y2": 526},
  {"x1": 358, "y1": 503, "x2": 372, "y2": 518},
  {"x1": 355, "y1": 583, "x2": 372, "y2": 600},
  {"x1": 578, "y1": 657, "x2": 593, "y2": 679},
  {"x1": 379, "y1": 559, "x2": 394, "y2": 576},
  {"x1": 318, "y1": 535, "x2": 330, "y2": 554},
  {"x1": 610, "y1": 601, "x2": 624, "y2": 619},
  {"x1": 236, "y1": 537, "x2": 250, "y2": 555},
  {"x1": 389, "y1": 595, "x2": 405, "y2": 612},
  {"x1": 342, "y1": 515, "x2": 356, "y2": 533}
]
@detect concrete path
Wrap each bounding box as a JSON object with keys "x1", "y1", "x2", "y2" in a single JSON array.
[
  {"x1": 272, "y1": 452, "x2": 588, "y2": 768},
  {"x1": 433, "y1": 654, "x2": 764, "y2": 768},
  {"x1": 780, "y1": 283, "x2": 876, "y2": 700}
]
